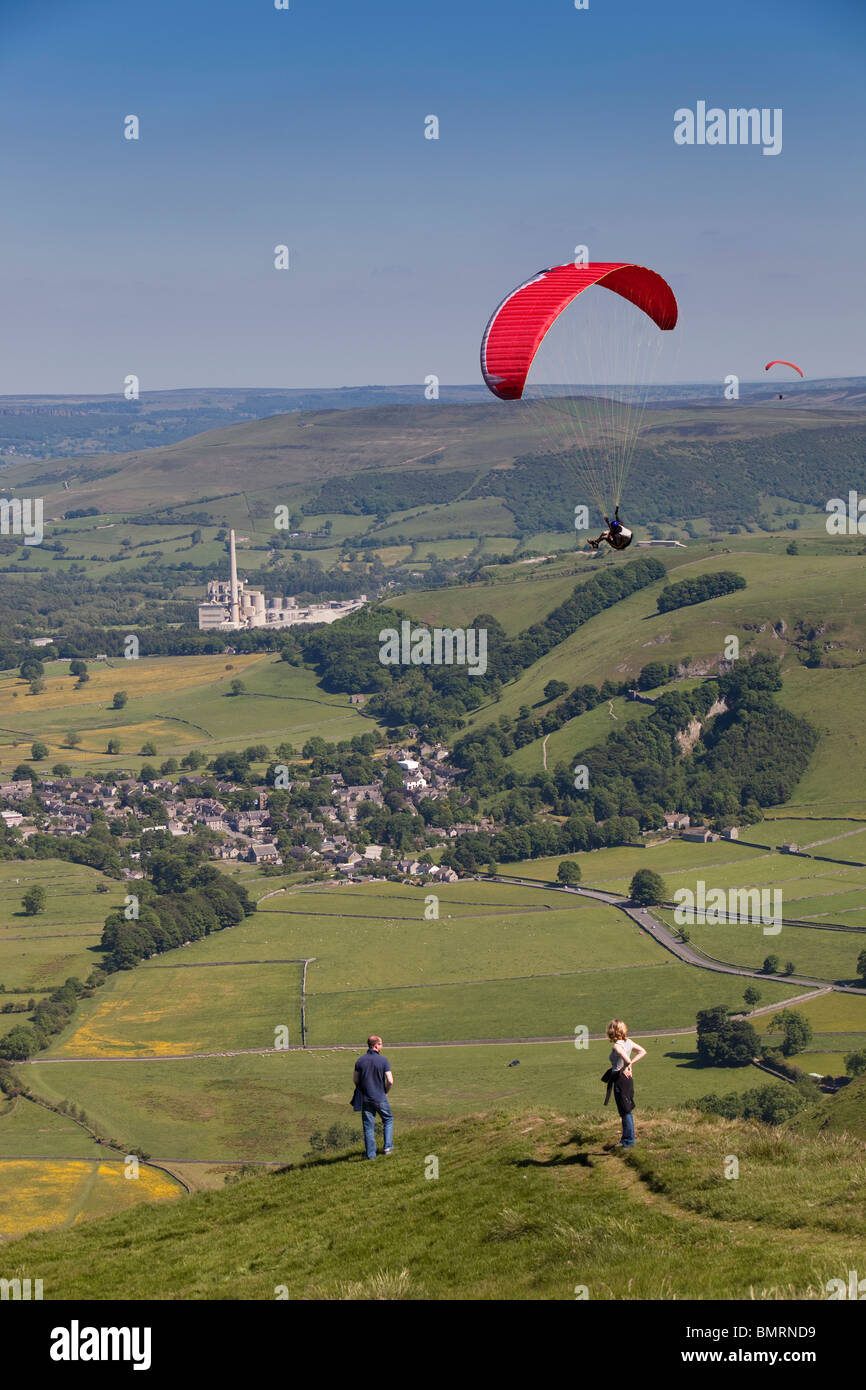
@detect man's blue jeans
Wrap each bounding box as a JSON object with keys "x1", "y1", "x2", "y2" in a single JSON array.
[
  {"x1": 361, "y1": 1098, "x2": 393, "y2": 1158},
  {"x1": 620, "y1": 1110, "x2": 635, "y2": 1147}
]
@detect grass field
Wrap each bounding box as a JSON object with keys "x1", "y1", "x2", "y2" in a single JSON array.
[
  {"x1": 0, "y1": 1158, "x2": 183, "y2": 1240},
  {"x1": 504, "y1": 840, "x2": 763, "y2": 890},
  {"x1": 305, "y1": 964, "x2": 799, "y2": 1045},
  {"x1": 508, "y1": 695, "x2": 653, "y2": 774},
  {"x1": 38, "y1": 877, "x2": 807, "y2": 1058},
  {"x1": 779, "y1": 666, "x2": 866, "y2": 812},
  {"x1": 0, "y1": 1093, "x2": 106, "y2": 1158},
  {"x1": 176, "y1": 892, "x2": 660, "y2": 987},
  {"x1": 4, "y1": 1106, "x2": 865, "y2": 1298},
  {"x1": 387, "y1": 569, "x2": 590, "y2": 636},
  {"x1": 46, "y1": 962, "x2": 304, "y2": 1058},
  {"x1": 459, "y1": 549, "x2": 866, "y2": 735},
  {"x1": 776, "y1": 990, "x2": 866, "y2": 1031},
  {"x1": 19, "y1": 1033, "x2": 799, "y2": 1167},
  {"x1": 0, "y1": 653, "x2": 369, "y2": 774},
  {"x1": 0, "y1": 861, "x2": 121, "y2": 991},
  {"x1": 663, "y1": 916, "x2": 865, "y2": 984}
]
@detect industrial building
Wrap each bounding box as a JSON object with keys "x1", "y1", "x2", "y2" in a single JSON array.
[{"x1": 198, "y1": 530, "x2": 367, "y2": 631}]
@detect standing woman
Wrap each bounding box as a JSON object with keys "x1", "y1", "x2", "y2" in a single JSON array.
[{"x1": 606, "y1": 1019, "x2": 647, "y2": 1148}]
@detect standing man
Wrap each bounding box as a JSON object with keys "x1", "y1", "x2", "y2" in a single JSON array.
[{"x1": 352, "y1": 1035, "x2": 394, "y2": 1160}]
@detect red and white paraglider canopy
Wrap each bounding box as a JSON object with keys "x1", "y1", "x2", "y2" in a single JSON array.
[{"x1": 480, "y1": 261, "x2": 678, "y2": 401}]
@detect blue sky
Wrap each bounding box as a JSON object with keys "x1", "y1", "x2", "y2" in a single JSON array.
[{"x1": 1, "y1": 0, "x2": 863, "y2": 392}]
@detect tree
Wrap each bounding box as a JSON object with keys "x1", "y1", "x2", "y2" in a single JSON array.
[
  {"x1": 629, "y1": 869, "x2": 666, "y2": 906},
  {"x1": 556, "y1": 860, "x2": 581, "y2": 886},
  {"x1": 771, "y1": 1009, "x2": 813, "y2": 1057},
  {"x1": 244, "y1": 744, "x2": 269, "y2": 763},
  {"x1": 0, "y1": 1024, "x2": 38, "y2": 1060},
  {"x1": 52, "y1": 763, "x2": 72, "y2": 777},
  {"x1": 229, "y1": 679, "x2": 246, "y2": 697},
  {"x1": 106, "y1": 739, "x2": 121, "y2": 755},
  {"x1": 857, "y1": 947, "x2": 866, "y2": 984},
  {"x1": 543, "y1": 680, "x2": 568, "y2": 702},
  {"x1": 844, "y1": 1049, "x2": 866, "y2": 1077},
  {"x1": 30, "y1": 741, "x2": 48, "y2": 761},
  {"x1": 65, "y1": 731, "x2": 81, "y2": 748},
  {"x1": 762, "y1": 954, "x2": 781, "y2": 974},
  {"x1": 305, "y1": 1122, "x2": 358, "y2": 1156},
  {"x1": 69, "y1": 660, "x2": 87, "y2": 677},
  {"x1": 637, "y1": 661, "x2": 671, "y2": 691},
  {"x1": 696, "y1": 1006, "x2": 758, "y2": 1067},
  {"x1": 112, "y1": 691, "x2": 128, "y2": 710},
  {"x1": 140, "y1": 741, "x2": 157, "y2": 757},
  {"x1": 740, "y1": 1084, "x2": 806, "y2": 1125},
  {"x1": 743, "y1": 985, "x2": 761, "y2": 1009},
  {"x1": 22, "y1": 886, "x2": 47, "y2": 916},
  {"x1": 696, "y1": 1084, "x2": 805, "y2": 1125},
  {"x1": 19, "y1": 659, "x2": 44, "y2": 682},
  {"x1": 29, "y1": 679, "x2": 45, "y2": 695}
]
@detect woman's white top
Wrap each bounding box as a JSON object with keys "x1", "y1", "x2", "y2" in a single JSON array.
[{"x1": 610, "y1": 1038, "x2": 635, "y2": 1072}]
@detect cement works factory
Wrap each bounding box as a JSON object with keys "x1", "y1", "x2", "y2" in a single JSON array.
[{"x1": 197, "y1": 530, "x2": 367, "y2": 631}]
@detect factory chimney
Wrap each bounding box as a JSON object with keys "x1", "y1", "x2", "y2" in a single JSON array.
[{"x1": 229, "y1": 529, "x2": 240, "y2": 628}]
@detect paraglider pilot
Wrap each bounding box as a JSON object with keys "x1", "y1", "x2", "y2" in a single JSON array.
[{"x1": 588, "y1": 506, "x2": 633, "y2": 551}]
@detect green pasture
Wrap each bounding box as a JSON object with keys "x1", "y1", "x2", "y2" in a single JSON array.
[
  {"x1": 504, "y1": 839, "x2": 760, "y2": 889},
  {"x1": 669, "y1": 916, "x2": 865, "y2": 984},
  {"x1": 781, "y1": 886, "x2": 866, "y2": 918},
  {"x1": 0, "y1": 652, "x2": 369, "y2": 773},
  {"x1": 305, "y1": 962, "x2": 802, "y2": 1046},
  {"x1": 463, "y1": 549, "x2": 866, "y2": 731},
  {"x1": 660, "y1": 861, "x2": 866, "y2": 899},
  {"x1": 0, "y1": 862, "x2": 121, "y2": 990},
  {"x1": 0, "y1": 935, "x2": 104, "y2": 992},
  {"x1": 387, "y1": 570, "x2": 591, "y2": 636},
  {"x1": 0, "y1": 1093, "x2": 106, "y2": 1158},
  {"x1": 754, "y1": 816, "x2": 866, "y2": 849},
  {"x1": 0, "y1": 861, "x2": 124, "y2": 926},
  {"x1": 768, "y1": 989, "x2": 866, "y2": 1033},
  {"x1": 169, "y1": 898, "x2": 658, "y2": 991},
  {"x1": 789, "y1": 1052, "x2": 863, "y2": 1077},
  {"x1": 374, "y1": 497, "x2": 516, "y2": 543},
  {"x1": 508, "y1": 695, "x2": 653, "y2": 774},
  {"x1": 46, "y1": 961, "x2": 304, "y2": 1059},
  {"x1": 518, "y1": 529, "x2": 576, "y2": 552},
  {"x1": 21, "y1": 1033, "x2": 793, "y2": 1166},
  {"x1": 779, "y1": 666, "x2": 866, "y2": 811},
  {"x1": 306, "y1": 880, "x2": 562, "y2": 913}
]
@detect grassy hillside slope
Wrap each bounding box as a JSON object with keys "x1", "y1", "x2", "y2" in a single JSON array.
[
  {"x1": 4, "y1": 400, "x2": 865, "y2": 523},
  {"x1": 792, "y1": 1073, "x2": 866, "y2": 1141},
  {"x1": 5, "y1": 1108, "x2": 864, "y2": 1299}
]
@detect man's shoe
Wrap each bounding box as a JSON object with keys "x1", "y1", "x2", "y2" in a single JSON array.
[{"x1": 384, "y1": 1148, "x2": 395, "y2": 1155}]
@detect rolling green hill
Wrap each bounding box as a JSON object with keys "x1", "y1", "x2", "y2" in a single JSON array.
[
  {"x1": 4, "y1": 1106, "x2": 864, "y2": 1298},
  {"x1": 4, "y1": 400, "x2": 866, "y2": 535},
  {"x1": 792, "y1": 1072, "x2": 866, "y2": 1141}
]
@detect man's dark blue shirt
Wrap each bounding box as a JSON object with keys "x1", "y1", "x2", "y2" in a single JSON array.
[{"x1": 355, "y1": 1049, "x2": 390, "y2": 1104}]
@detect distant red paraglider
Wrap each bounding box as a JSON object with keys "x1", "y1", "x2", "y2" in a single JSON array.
[{"x1": 765, "y1": 361, "x2": 804, "y2": 377}]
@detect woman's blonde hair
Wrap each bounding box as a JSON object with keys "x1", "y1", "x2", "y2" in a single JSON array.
[{"x1": 606, "y1": 1018, "x2": 628, "y2": 1041}]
